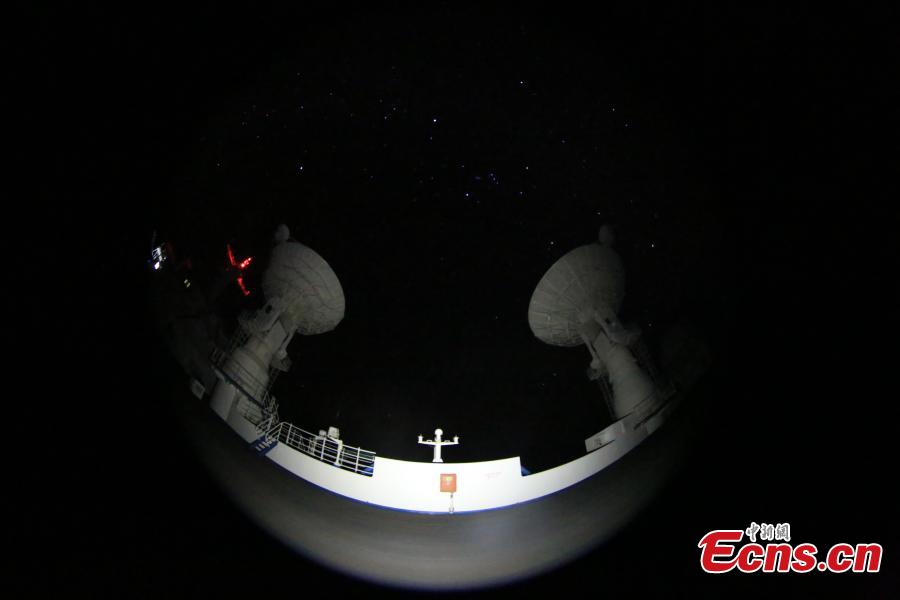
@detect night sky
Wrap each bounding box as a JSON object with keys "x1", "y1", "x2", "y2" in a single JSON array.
[
  {"x1": 36, "y1": 4, "x2": 894, "y2": 597},
  {"x1": 136, "y1": 6, "x2": 733, "y2": 469}
]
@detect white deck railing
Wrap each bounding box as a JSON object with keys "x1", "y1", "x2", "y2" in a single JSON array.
[{"x1": 267, "y1": 421, "x2": 376, "y2": 477}]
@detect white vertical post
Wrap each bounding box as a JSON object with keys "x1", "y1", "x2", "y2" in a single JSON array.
[{"x1": 417, "y1": 428, "x2": 460, "y2": 463}]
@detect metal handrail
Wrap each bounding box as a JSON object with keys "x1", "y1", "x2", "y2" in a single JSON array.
[
  {"x1": 236, "y1": 395, "x2": 278, "y2": 432},
  {"x1": 268, "y1": 421, "x2": 376, "y2": 477},
  {"x1": 211, "y1": 339, "x2": 373, "y2": 475}
]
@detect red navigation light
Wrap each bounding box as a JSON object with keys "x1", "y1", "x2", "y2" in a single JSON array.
[
  {"x1": 226, "y1": 243, "x2": 253, "y2": 295},
  {"x1": 237, "y1": 275, "x2": 251, "y2": 296}
]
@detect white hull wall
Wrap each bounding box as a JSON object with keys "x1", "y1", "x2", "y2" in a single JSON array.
[{"x1": 249, "y1": 398, "x2": 678, "y2": 514}]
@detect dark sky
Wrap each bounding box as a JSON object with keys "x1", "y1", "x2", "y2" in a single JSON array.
[
  {"x1": 35, "y1": 3, "x2": 894, "y2": 597},
  {"x1": 118, "y1": 5, "x2": 735, "y2": 468}
]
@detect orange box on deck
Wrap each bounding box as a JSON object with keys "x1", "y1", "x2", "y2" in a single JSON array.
[{"x1": 440, "y1": 473, "x2": 457, "y2": 493}]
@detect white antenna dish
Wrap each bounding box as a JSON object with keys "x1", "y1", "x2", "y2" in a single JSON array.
[
  {"x1": 262, "y1": 235, "x2": 345, "y2": 335},
  {"x1": 527, "y1": 229, "x2": 656, "y2": 420},
  {"x1": 527, "y1": 241, "x2": 625, "y2": 347}
]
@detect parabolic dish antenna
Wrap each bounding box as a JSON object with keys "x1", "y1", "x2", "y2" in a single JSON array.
[
  {"x1": 527, "y1": 227, "x2": 660, "y2": 421},
  {"x1": 262, "y1": 230, "x2": 345, "y2": 335},
  {"x1": 528, "y1": 238, "x2": 624, "y2": 347}
]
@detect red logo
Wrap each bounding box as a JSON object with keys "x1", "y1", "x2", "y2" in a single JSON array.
[{"x1": 698, "y1": 524, "x2": 882, "y2": 574}]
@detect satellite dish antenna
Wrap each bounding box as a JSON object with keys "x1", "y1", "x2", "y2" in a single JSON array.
[
  {"x1": 262, "y1": 225, "x2": 346, "y2": 335},
  {"x1": 210, "y1": 224, "x2": 346, "y2": 439},
  {"x1": 528, "y1": 228, "x2": 656, "y2": 419}
]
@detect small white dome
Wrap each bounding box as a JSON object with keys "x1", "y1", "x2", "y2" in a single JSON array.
[{"x1": 273, "y1": 224, "x2": 291, "y2": 244}]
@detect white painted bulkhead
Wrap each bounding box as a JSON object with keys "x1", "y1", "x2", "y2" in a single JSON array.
[{"x1": 258, "y1": 398, "x2": 676, "y2": 514}]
